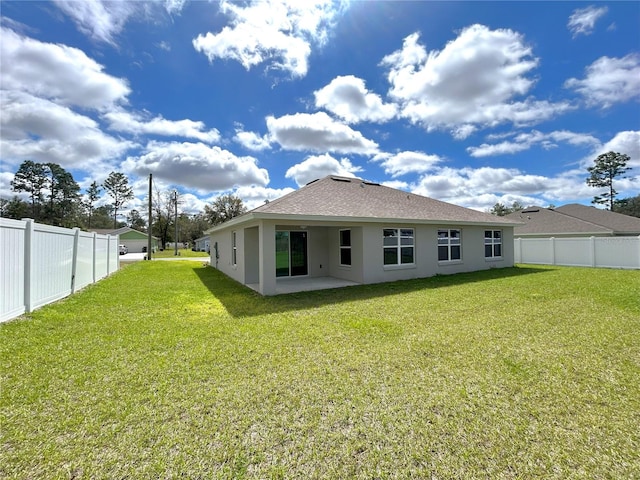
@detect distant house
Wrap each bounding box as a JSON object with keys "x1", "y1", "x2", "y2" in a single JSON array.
[
  {"x1": 90, "y1": 227, "x2": 158, "y2": 253},
  {"x1": 194, "y1": 235, "x2": 210, "y2": 252},
  {"x1": 206, "y1": 175, "x2": 521, "y2": 295},
  {"x1": 506, "y1": 204, "x2": 640, "y2": 238}
]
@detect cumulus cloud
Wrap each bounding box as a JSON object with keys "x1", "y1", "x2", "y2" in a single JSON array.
[
  {"x1": 372, "y1": 151, "x2": 441, "y2": 177},
  {"x1": 468, "y1": 130, "x2": 600, "y2": 157},
  {"x1": 565, "y1": 54, "x2": 640, "y2": 108},
  {"x1": 122, "y1": 141, "x2": 269, "y2": 192},
  {"x1": 285, "y1": 153, "x2": 362, "y2": 186},
  {"x1": 266, "y1": 112, "x2": 378, "y2": 154},
  {"x1": 193, "y1": 0, "x2": 347, "y2": 78},
  {"x1": 594, "y1": 131, "x2": 640, "y2": 169},
  {"x1": 567, "y1": 5, "x2": 608, "y2": 38},
  {"x1": 0, "y1": 90, "x2": 133, "y2": 170},
  {"x1": 381, "y1": 26, "x2": 571, "y2": 133},
  {"x1": 234, "y1": 184, "x2": 296, "y2": 210},
  {"x1": 104, "y1": 110, "x2": 221, "y2": 143},
  {"x1": 0, "y1": 26, "x2": 130, "y2": 110},
  {"x1": 411, "y1": 166, "x2": 589, "y2": 210},
  {"x1": 234, "y1": 129, "x2": 272, "y2": 151},
  {"x1": 314, "y1": 75, "x2": 397, "y2": 123}
]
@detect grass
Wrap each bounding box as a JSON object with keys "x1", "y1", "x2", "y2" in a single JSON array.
[
  {"x1": 1, "y1": 262, "x2": 639, "y2": 479},
  {"x1": 151, "y1": 248, "x2": 210, "y2": 258}
]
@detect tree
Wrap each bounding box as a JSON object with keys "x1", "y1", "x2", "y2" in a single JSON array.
[
  {"x1": 151, "y1": 188, "x2": 177, "y2": 249},
  {"x1": 489, "y1": 201, "x2": 525, "y2": 216},
  {"x1": 586, "y1": 151, "x2": 631, "y2": 211},
  {"x1": 2, "y1": 196, "x2": 30, "y2": 219},
  {"x1": 83, "y1": 181, "x2": 101, "y2": 229},
  {"x1": 103, "y1": 171, "x2": 134, "y2": 228},
  {"x1": 42, "y1": 163, "x2": 80, "y2": 227},
  {"x1": 127, "y1": 209, "x2": 147, "y2": 230},
  {"x1": 203, "y1": 193, "x2": 246, "y2": 225},
  {"x1": 11, "y1": 160, "x2": 47, "y2": 220},
  {"x1": 614, "y1": 195, "x2": 640, "y2": 218}
]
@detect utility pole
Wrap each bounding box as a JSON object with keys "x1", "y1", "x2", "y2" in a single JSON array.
[
  {"x1": 147, "y1": 174, "x2": 152, "y2": 260},
  {"x1": 173, "y1": 190, "x2": 178, "y2": 256}
]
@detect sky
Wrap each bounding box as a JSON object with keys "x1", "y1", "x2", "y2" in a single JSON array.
[{"x1": 1, "y1": 0, "x2": 639, "y2": 219}]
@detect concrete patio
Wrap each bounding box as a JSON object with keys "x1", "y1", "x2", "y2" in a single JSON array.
[{"x1": 247, "y1": 276, "x2": 360, "y2": 295}]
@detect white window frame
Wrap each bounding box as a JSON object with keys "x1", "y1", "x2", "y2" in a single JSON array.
[
  {"x1": 484, "y1": 229, "x2": 503, "y2": 260},
  {"x1": 437, "y1": 229, "x2": 462, "y2": 263},
  {"x1": 383, "y1": 228, "x2": 415, "y2": 266},
  {"x1": 231, "y1": 231, "x2": 237, "y2": 266},
  {"x1": 339, "y1": 229, "x2": 352, "y2": 266}
]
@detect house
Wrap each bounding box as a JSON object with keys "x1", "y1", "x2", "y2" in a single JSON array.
[
  {"x1": 506, "y1": 204, "x2": 640, "y2": 238},
  {"x1": 194, "y1": 235, "x2": 210, "y2": 252},
  {"x1": 206, "y1": 175, "x2": 521, "y2": 295},
  {"x1": 90, "y1": 227, "x2": 159, "y2": 253}
]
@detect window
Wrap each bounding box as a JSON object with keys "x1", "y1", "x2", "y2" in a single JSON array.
[
  {"x1": 232, "y1": 231, "x2": 237, "y2": 266},
  {"x1": 484, "y1": 230, "x2": 502, "y2": 259},
  {"x1": 339, "y1": 229, "x2": 351, "y2": 266},
  {"x1": 383, "y1": 228, "x2": 414, "y2": 265},
  {"x1": 438, "y1": 229, "x2": 461, "y2": 262}
]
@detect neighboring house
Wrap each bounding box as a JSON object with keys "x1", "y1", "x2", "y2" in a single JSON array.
[
  {"x1": 194, "y1": 235, "x2": 210, "y2": 252},
  {"x1": 506, "y1": 204, "x2": 640, "y2": 238},
  {"x1": 206, "y1": 175, "x2": 521, "y2": 295},
  {"x1": 91, "y1": 227, "x2": 158, "y2": 253}
]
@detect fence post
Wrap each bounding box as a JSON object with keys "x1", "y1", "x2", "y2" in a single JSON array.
[
  {"x1": 589, "y1": 236, "x2": 596, "y2": 267},
  {"x1": 92, "y1": 232, "x2": 97, "y2": 283},
  {"x1": 514, "y1": 237, "x2": 521, "y2": 263},
  {"x1": 71, "y1": 228, "x2": 80, "y2": 293},
  {"x1": 550, "y1": 237, "x2": 556, "y2": 265},
  {"x1": 23, "y1": 219, "x2": 34, "y2": 313},
  {"x1": 637, "y1": 235, "x2": 640, "y2": 269}
]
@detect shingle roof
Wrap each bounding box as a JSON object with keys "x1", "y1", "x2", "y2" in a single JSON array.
[
  {"x1": 245, "y1": 175, "x2": 518, "y2": 225},
  {"x1": 506, "y1": 207, "x2": 612, "y2": 236},
  {"x1": 555, "y1": 204, "x2": 640, "y2": 235}
]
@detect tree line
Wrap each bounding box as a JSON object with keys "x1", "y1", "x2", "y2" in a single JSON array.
[
  {"x1": 490, "y1": 151, "x2": 638, "y2": 217},
  {"x1": 1, "y1": 160, "x2": 247, "y2": 249}
]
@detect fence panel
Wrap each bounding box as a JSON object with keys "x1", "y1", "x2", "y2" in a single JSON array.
[
  {"x1": 515, "y1": 236, "x2": 639, "y2": 269},
  {"x1": 0, "y1": 218, "x2": 119, "y2": 322},
  {"x1": 1, "y1": 219, "x2": 27, "y2": 320},
  {"x1": 594, "y1": 237, "x2": 640, "y2": 269}
]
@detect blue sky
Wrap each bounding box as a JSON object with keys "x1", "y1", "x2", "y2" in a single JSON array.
[{"x1": 1, "y1": 1, "x2": 638, "y2": 217}]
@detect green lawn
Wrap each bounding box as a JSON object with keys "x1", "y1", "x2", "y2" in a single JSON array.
[
  {"x1": 151, "y1": 248, "x2": 210, "y2": 258},
  {"x1": 1, "y1": 263, "x2": 639, "y2": 479}
]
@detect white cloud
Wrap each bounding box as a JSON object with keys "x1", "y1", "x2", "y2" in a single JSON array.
[
  {"x1": 567, "y1": 5, "x2": 608, "y2": 38},
  {"x1": 594, "y1": 131, "x2": 640, "y2": 169},
  {"x1": 381, "y1": 26, "x2": 571, "y2": 133},
  {"x1": 285, "y1": 153, "x2": 362, "y2": 186},
  {"x1": 411, "y1": 165, "x2": 595, "y2": 211},
  {"x1": 0, "y1": 27, "x2": 130, "y2": 110},
  {"x1": 0, "y1": 90, "x2": 133, "y2": 170},
  {"x1": 468, "y1": 130, "x2": 600, "y2": 157},
  {"x1": 53, "y1": 0, "x2": 186, "y2": 45},
  {"x1": 104, "y1": 110, "x2": 221, "y2": 144},
  {"x1": 122, "y1": 141, "x2": 269, "y2": 192},
  {"x1": 314, "y1": 75, "x2": 397, "y2": 123},
  {"x1": 234, "y1": 185, "x2": 296, "y2": 210},
  {"x1": 565, "y1": 54, "x2": 640, "y2": 108},
  {"x1": 372, "y1": 151, "x2": 441, "y2": 177},
  {"x1": 53, "y1": 0, "x2": 138, "y2": 45},
  {"x1": 234, "y1": 129, "x2": 272, "y2": 151},
  {"x1": 266, "y1": 112, "x2": 378, "y2": 154},
  {"x1": 192, "y1": 0, "x2": 347, "y2": 78}
]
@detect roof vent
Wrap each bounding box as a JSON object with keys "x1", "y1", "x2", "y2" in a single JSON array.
[
  {"x1": 331, "y1": 176, "x2": 351, "y2": 183},
  {"x1": 363, "y1": 181, "x2": 380, "y2": 186},
  {"x1": 522, "y1": 208, "x2": 539, "y2": 213},
  {"x1": 305, "y1": 178, "x2": 319, "y2": 186}
]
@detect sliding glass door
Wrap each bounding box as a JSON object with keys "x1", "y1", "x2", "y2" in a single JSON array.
[{"x1": 275, "y1": 231, "x2": 308, "y2": 277}]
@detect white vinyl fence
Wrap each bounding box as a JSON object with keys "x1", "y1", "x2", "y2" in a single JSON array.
[
  {"x1": 515, "y1": 236, "x2": 640, "y2": 269},
  {"x1": 1, "y1": 218, "x2": 119, "y2": 322}
]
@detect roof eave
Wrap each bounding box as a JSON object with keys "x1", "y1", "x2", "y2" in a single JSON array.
[{"x1": 206, "y1": 212, "x2": 522, "y2": 231}]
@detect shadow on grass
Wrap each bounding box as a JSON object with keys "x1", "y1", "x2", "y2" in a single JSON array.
[{"x1": 193, "y1": 265, "x2": 553, "y2": 318}]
